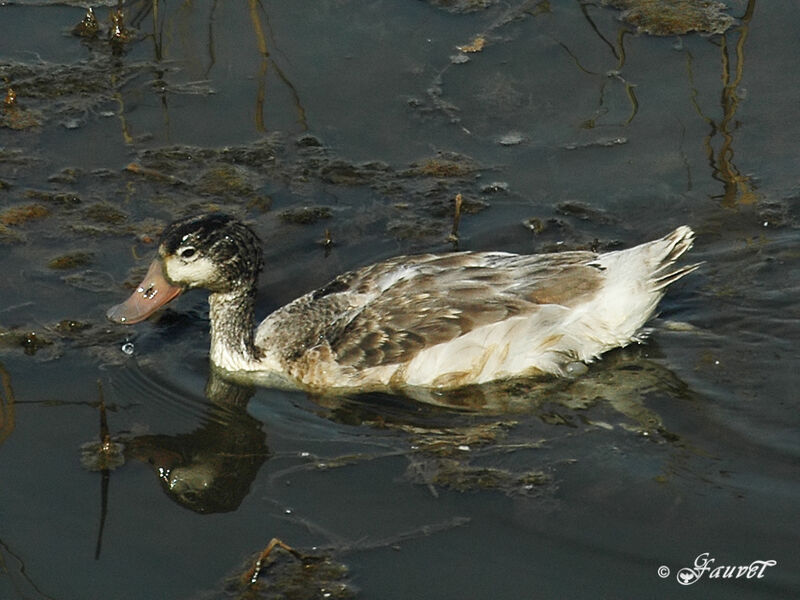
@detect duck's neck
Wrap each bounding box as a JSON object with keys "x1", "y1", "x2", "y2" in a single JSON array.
[{"x1": 207, "y1": 286, "x2": 263, "y2": 372}]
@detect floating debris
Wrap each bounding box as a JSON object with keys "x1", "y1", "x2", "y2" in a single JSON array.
[
  {"x1": 4, "y1": 88, "x2": 16, "y2": 108},
  {"x1": 426, "y1": 0, "x2": 499, "y2": 14},
  {"x1": 497, "y1": 131, "x2": 525, "y2": 146},
  {"x1": 555, "y1": 201, "x2": 615, "y2": 224},
  {"x1": 280, "y1": 205, "x2": 333, "y2": 225},
  {"x1": 407, "y1": 458, "x2": 551, "y2": 496},
  {"x1": 319, "y1": 228, "x2": 334, "y2": 254},
  {"x1": 409, "y1": 155, "x2": 479, "y2": 178},
  {"x1": 72, "y1": 7, "x2": 100, "y2": 38},
  {"x1": 24, "y1": 190, "x2": 81, "y2": 206},
  {"x1": 0, "y1": 56, "x2": 148, "y2": 130},
  {"x1": 84, "y1": 202, "x2": 128, "y2": 225},
  {"x1": 48, "y1": 252, "x2": 93, "y2": 270},
  {"x1": 242, "y1": 538, "x2": 306, "y2": 585},
  {"x1": 562, "y1": 136, "x2": 628, "y2": 150},
  {"x1": 0, "y1": 328, "x2": 53, "y2": 356},
  {"x1": 521, "y1": 216, "x2": 623, "y2": 253},
  {"x1": 128, "y1": 139, "x2": 494, "y2": 241},
  {"x1": 480, "y1": 181, "x2": 508, "y2": 194},
  {"x1": 296, "y1": 133, "x2": 323, "y2": 147},
  {"x1": 48, "y1": 168, "x2": 83, "y2": 184},
  {"x1": 80, "y1": 437, "x2": 125, "y2": 472},
  {"x1": 408, "y1": 421, "x2": 516, "y2": 454},
  {"x1": 109, "y1": 9, "x2": 134, "y2": 51},
  {"x1": 227, "y1": 538, "x2": 354, "y2": 599},
  {"x1": 1, "y1": 87, "x2": 41, "y2": 130},
  {"x1": 124, "y1": 162, "x2": 184, "y2": 185},
  {"x1": 0, "y1": 203, "x2": 49, "y2": 226},
  {"x1": 603, "y1": 0, "x2": 736, "y2": 36},
  {"x1": 53, "y1": 320, "x2": 92, "y2": 335},
  {"x1": 196, "y1": 165, "x2": 259, "y2": 199},
  {"x1": 457, "y1": 36, "x2": 486, "y2": 53},
  {"x1": 523, "y1": 217, "x2": 546, "y2": 234},
  {"x1": 447, "y1": 192, "x2": 463, "y2": 244}
]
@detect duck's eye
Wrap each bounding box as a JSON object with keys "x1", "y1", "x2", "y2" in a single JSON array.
[{"x1": 179, "y1": 247, "x2": 196, "y2": 259}]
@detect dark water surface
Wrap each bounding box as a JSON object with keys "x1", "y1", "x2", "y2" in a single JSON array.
[{"x1": 1, "y1": 1, "x2": 798, "y2": 598}]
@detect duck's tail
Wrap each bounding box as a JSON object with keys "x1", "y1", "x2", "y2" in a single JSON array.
[
  {"x1": 584, "y1": 226, "x2": 700, "y2": 350},
  {"x1": 596, "y1": 225, "x2": 700, "y2": 288},
  {"x1": 647, "y1": 226, "x2": 702, "y2": 291}
]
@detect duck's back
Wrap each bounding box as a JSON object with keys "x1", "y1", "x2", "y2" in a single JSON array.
[{"x1": 254, "y1": 226, "x2": 697, "y2": 390}]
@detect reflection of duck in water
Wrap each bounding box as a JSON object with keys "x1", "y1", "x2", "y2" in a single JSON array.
[
  {"x1": 108, "y1": 214, "x2": 698, "y2": 393},
  {"x1": 318, "y1": 342, "x2": 690, "y2": 435},
  {"x1": 126, "y1": 377, "x2": 269, "y2": 514}
]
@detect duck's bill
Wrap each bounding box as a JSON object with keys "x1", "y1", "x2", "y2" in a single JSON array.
[{"x1": 107, "y1": 259, "x2": 183, "y2": 324}]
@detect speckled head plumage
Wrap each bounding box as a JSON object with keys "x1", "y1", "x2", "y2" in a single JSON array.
[
  {"x1": 107, "y1": 213, "x2": 264, "y2": 325},
  {"x1": 159, "y1": 213, "x2": 264, "y2": 294}
]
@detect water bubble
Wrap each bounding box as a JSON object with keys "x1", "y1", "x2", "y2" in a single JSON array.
[{"x1": 121, "y1": 342, "x2": 134, "y2": 355}]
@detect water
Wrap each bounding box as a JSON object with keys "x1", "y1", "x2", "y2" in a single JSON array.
[{"x1": 1, "y1": 1, "x2": 798, "y2": 598}]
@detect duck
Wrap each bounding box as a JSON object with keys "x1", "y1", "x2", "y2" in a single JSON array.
[{"x1": 107, "y1": 213, "x2": 699, "y2": 392}]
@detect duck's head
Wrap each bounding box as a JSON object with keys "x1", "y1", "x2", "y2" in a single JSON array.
[{"x1": 107, "y1": 213, "x2": 263, "y2": 324}]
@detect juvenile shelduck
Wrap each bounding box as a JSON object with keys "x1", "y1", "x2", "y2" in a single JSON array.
[{"x1": 108, "y1": 214, "x2": 698, "y2": 392}]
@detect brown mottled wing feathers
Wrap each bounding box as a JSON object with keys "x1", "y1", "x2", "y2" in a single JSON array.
[{"x1": 323, "y1": 251, "x2": 603, "y2": 369}]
